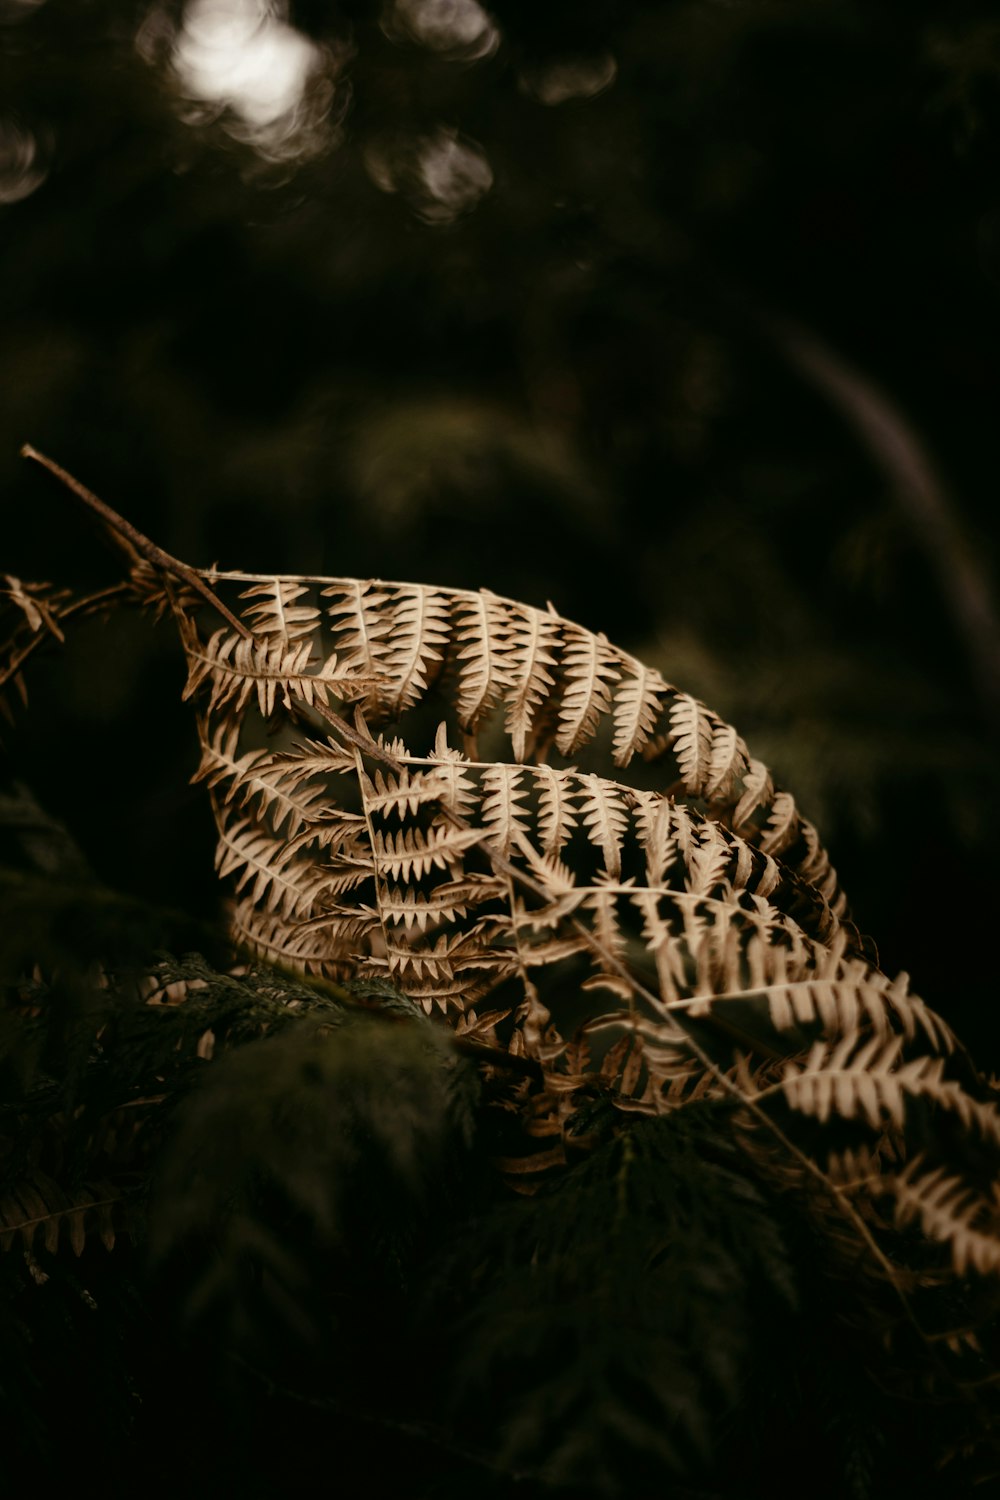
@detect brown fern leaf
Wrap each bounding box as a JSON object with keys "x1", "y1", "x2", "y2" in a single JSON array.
[
  {"x1": 611, "y1": 660, "x2": 664, "y2": 767},
  {"x1": 212, "y1": 806, "x2": 333, "y2": 918},
  {"x1": 384, "y1": 586, "x2": 453, "y2": 716},
  {"x1": 781, "y1": 1035, "x2": 1000, "y2": 1141},
  {"x1": 576, "y1": 773, "x2": 630, "y2": 879},
  {"x1": 554, "y1": 621, "x2": 622, "y2": 757},
  {"x1": 503, "y1": 603, "x2": 562, "y2": 762},
  {"x1": 181, "y1": 620, "x2": 354, "y2": 718},
  {"x1": 229, "y1": 898, "x2": 356, "y2": 975},
  {"x1": 19, "y1": 461, "x2": 995, "y2": 1287},
  {"x1": 890, "y1": 1162, "x2": 1000, "y2": 1276},
  {"x1": 239, "y1": 579, "x2": 321, "y2": 643},
  {"x1": 669, "y1": 693, "x2": 715, "y2": 796},
  {"x1": 178, "y1": 568, "x2": 849, "y2": 907},
  {"x1": 453, "y1": 588, "x2": 515, "y2": 733},
  {"x1": 195, "y1": 721, "x2": 329, "y2": 836},
  {"x1": 321, "y1": 580, "x2": 396, "y2": 715},
  {"x1": 0, "y1": 1173, "x2": 120, "y2": 1255},
  {"x1": 189, "y1": 680, "x2": 891, "y2": 1122},
  {"x1": 96, "y1": 548, "x2": 980, "y2": 1181}
]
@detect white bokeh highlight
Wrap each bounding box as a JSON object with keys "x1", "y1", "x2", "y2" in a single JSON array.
[{"x1": 388, "y1": 0, "x2": 499, "y2": 60}]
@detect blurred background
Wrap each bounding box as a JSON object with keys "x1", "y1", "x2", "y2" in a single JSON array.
[{"x1": 2, "y1": 0, "x2": 999, "y2": 1056}]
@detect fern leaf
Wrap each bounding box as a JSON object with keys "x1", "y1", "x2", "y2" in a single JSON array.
[
  {"x1": 519, "y1": 844, "x2": 578, "y2": 896},
  {"x1": 372, "y1": 820, "x2": 483, "y2": 883},
  {"x1": 533, "y1": 762, "x2": 579, "y2": 856},
  {"x1": 824, "y1": 1143, "x2": 885, "y2": 1191},
  {"x1": 382, "y1": 585, "x2": 452, "y2": 716},
  {"x1": 796, "y1": 816, "x2": 840, "y2": 906},
  {"x1": 229, "y1": 899, "x2": 353, "y2": 974},
  {"x1": 239, "y1": 579, "x2": 320, "y2": 643},
  {"x1": 890, "y1": 1163, "x2": 1000, "y2": 1276},
  {"x1": 704, "y1": 721, "x2": 749, "y2": 802},
  {"x1": 759, "y1": 791, "x2": 799, "y2": 859},
  {"x1": 310, "y1": 854, "x2": 374, "y2": 896},
  {"x1": 452, "y1": 1005, "x2": 513, "y2": 1046},
  {"x1": 454, "y1": 589, "x2": 514, "y2": 733},
  {"x1": 503, "y1": 604, "x2": 561, "y2": 762},
  {"x1": 611, "y1": 660, "x2": 664, "y2": 767},
  {"x1": 669, "y1": 693, "x2": 714, "y2": 796},
  {"x1": 378, "y1": 876, "x2": 503, "y2": 932},
  {"x1": 685, "y1": 822, "x2": 733, "y2": 897},
  {"x1": 583, "y1": 875, "x2": 630, "y2": 966},
  {"x1": 782, "y1": 1037, "x2": 1000, "y2": 1141},
  {"x1": 322, "y1": 579, "x2": 396, "y2": 714},
  {"x1": 555, "y1": 623, "x2": 621, "y2": 756},
  {"x1": 883, "y1": 970, "x2": 956, "y2": 1052},
  {"x1": 195, "y1": 721, "x2": 326, "y2": 835},
  {"x1": 183, "y1": 626, "x2": 350, "y2": 718},
  {"x1": 379, "y1": 922, "x2": 516, "y2": 995},
  {"x1": 214, "y1": 811, "x2": 329, "y2": 918},
  {"x1": 267, "y1": 738, "x2": 359, "y2": 781},
  {"x1": 763, "y1": 976, "x2": 897, "y2": 1042},
  {"x1": 424, "y1": 726, "x2": 480, "y2": 815},
  {"x1": 733, "y1": 758, "x2": 774, "y2": 830},
  {"x1": 631, "y1": 889, "x2": 685, "y2": 1004},
  {"x1": 576, "y1": 773, "x2": 629, "y2": 879},
  {"x1": 355, "y1": 964, "x2": 501, "y2": 1014},
  {"x1": 283, "y1": 811, "x2": 370, "y2": 861},
  {"x1": 629, "y1": 789, "x2": 677, "y2": 885},
  {"x1": 361, "y1": 766, "x2": 450, "y2": 820},
  {"x1": 481, "y1": 764, "x2": 532, "y2": 858},
  {"x1": 0, "y1": 1174, "x2": 120, "y2": 1256}
]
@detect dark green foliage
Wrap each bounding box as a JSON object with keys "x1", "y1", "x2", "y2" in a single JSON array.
[
  {"x1": 0, "y1": 842, "x2": 998, "y2": 1497},
  {"x1": 0, "y1": 1241, "x2": 150, "y2": 1477},
  {"x1": 149, "y1": 1012, "x2": 479, "y2": 1364},
  {"x1": 0, "y1": 792, "x2": 974, "y2": 1494},
  {"x1": 436, "y1": 1105, "x2": 798, "y2": 1489}
]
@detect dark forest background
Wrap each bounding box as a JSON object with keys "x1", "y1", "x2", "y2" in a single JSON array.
[{"x1": 3, "y1": 0, "x2": 1000, "y2": 1058}]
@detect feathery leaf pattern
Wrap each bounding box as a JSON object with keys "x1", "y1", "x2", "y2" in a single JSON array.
[{"x1": 8, "y1": 455, "x2": 1000, "y2": 1355}]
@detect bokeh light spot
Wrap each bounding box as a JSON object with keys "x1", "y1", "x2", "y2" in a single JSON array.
[
  {"x1": 0, "y1": 119, "x2": 48, "y2": 205},
  {"x1": 417, "y1": 129, "x2": 492, "y2": 219},
  {"x1": 139, "y1": 0, "x2": 345, "y2": 163},
  {"x1": 386, "y1": 0, "x2": 499, "y2": 61},
  {"x1": 0, "y1": 0, "x2": 47, "y2": 23},
  {"x1": 365, "y1": 126, "x2": 492, "y2": 223},
  {"x1": 174, "y1": 0, "x2": 316, "y2": 130},
  {"x1": 520, "y1": 54, "x2": 617, "y2": 106}
]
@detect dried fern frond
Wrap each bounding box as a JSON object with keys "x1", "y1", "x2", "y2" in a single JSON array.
[
  {"x1": 176, "y1": 568, "x2": 842, "y2": 901},
  {"x1": 0, "y1": 1173, "x2": 121, "y2": 1256},
  {"x1": 780, "y1": 1034, "x2": 1000, "y2": 1141},
  {"x1": 889, "y1": 1161, "x2": 1000, "y2": 1276},
  {"x1": 12, "y1": 452, "x2": 1000, "y2": 1314},
  {"x1": 8, "y1": 448, "x2": 1000, "y2": 1498}
]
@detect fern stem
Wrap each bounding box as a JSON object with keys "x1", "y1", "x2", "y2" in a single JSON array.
[
  {"x1": 20, "y1": 447, "x2": 253, "y2": 643},
  {"x1": 0, "y1": 581, "x2": 131, "y2": 691}
]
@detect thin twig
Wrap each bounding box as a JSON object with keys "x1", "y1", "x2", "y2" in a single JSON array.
[
  {"x1": 20, "y1": 446, "x2": 253, "y2": 642},
  {"x1": 0, "y1": 582, "x2": 131, "y2": 693}
]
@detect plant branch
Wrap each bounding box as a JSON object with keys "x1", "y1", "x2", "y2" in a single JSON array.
[
  {"x1": 20, "y1": 446, "x2": 253, "y2": 642},
  {"x1": 0, "y1": 582, "x2": 131, "y2": 694}
]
